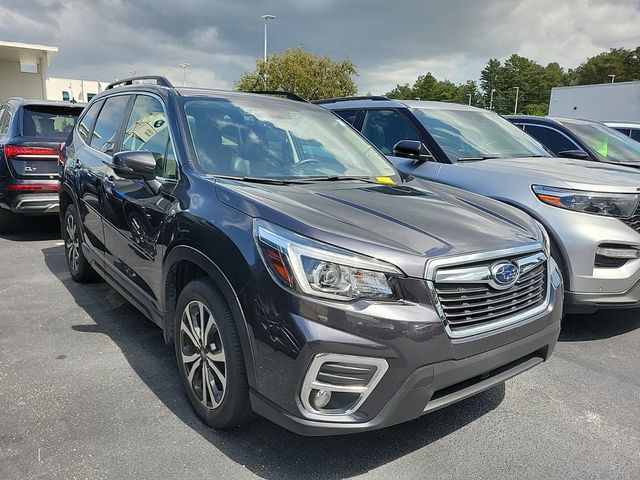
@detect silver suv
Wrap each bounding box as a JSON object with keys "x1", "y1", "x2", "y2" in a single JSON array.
[{"x1": 318, "y1": 98, "x2": 640, "y2": 313}]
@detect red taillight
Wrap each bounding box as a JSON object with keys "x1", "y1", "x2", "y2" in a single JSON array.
[
  {"x1": 5, "y1": 184, "x2": 59, "y2": 192},
  {"x1": 4, "y1": 145, "x2": 58, "y2": 159},
  {"x1": 58, "y1": 142, "x2": 66, "y2": 167}
]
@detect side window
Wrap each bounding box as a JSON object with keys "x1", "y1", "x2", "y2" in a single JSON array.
[
  {"x1": 614, "y1": 128, "x2": 631, "y2": 137},
  {"x1": 121, "y1": 95, "x2": 177, "y2": 179},
  {"x1": 524, "y1": 125, "x2": 579, "y2": 155},
  {"x1": 630, "y1": 129, "x2": 640, "y2": 142},
  {"x1": 0, "y1": 106, "x2": 9, "y2": 136},
  {"x1": 334, "y1": 109, "x2": 358, "y2": 125},
  {"x1": 361, "y1": 109, "x2": 421, "y2": 154},
  {"x1": 90, "y1": 95, "x2": 130, "y2": 154},
  {"x1": 78, "y1": 100, "x2": 103, "y2": 143}
]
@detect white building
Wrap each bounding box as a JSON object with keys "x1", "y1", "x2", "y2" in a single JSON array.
[
  {"x1": 0, "y1": 40, "x2": 57, "y2": 102},
  {"x1": 47, "y1": 77, "x2": 110, "y2": 103},
  {"x1": 0, "y1": 39, "x2": 109, "y2": 104}
]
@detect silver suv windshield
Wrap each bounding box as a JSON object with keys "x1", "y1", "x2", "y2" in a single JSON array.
[
  {"x1": 411, "y1": 107, "x2": 550, "y2": 161},
  {"x1": 182, "y1": 97, "x2": 397, "y2": 180},
  {"x1": 559, "y1": 119, "x2": 640, "y2": 163}
]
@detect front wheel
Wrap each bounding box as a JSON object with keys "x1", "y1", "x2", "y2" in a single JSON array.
[{"x1": 174, "y1": 278, "x2": 251, "y2": 429}]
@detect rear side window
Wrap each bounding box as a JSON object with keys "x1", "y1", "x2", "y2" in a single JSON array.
[
  {"x1": 22, "y1": 106, "x2": 81, "y2": 137},
  {"x1": 334, "y1": 109, "x2": 358, "y2": 125},
  {"x1": 614, "y1": 128, "x2": 631, "y2": 137},
  {"x1": 361, "y1": 109, "x2": 421, "y2": 154},
  {"x1": 0, "y1": 106, "x2": 10, "y2": 136},
  {"x1": 121, "y1": 95, "x2": 177, "y2": 179},
  {"x1": 631, "y1": 129, "x2": 640, "y2": 142},
  {"x1": 90, "y1": 95, "x2": 130, "y2": 154},
  {"x1": 524, "y1": 125, "x2": 579, "y2": 155},
  {"x1": 78, "y1": 100, "x2": 103, "y2": 143}
]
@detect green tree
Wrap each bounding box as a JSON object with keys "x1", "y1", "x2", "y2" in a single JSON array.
[
  {"x1": 234, "y1": 47, "x2": 358, "y2": 101},
  {"x1": 573, "y1": 47, "x2": 640, "y2": 84}
]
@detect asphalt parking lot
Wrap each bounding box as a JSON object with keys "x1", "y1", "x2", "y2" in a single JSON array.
[{"x1": 0, "y1": 220, "x2": 638, "y2": 480}]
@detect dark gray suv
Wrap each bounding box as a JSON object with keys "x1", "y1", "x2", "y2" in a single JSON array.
[{"x1": 59, "y1": 77, "x2": 562, "y2": 435}]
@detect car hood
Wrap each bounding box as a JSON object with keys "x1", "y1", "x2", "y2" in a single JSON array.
[
  {"x1": 456, "y1": 156, "x2": 640, "y2": 193},
  {"x1": 215, "y1": 178, "x2": 542, "y2": 278}
]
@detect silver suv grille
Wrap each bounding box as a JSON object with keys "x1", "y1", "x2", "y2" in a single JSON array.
[{"x1": 432, "y1": 251, "x2": 548, "y2": 336}]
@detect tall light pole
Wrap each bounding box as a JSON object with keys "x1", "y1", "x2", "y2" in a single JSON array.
[
  {"x1": 262, "y1": 15, "x2": 276, "y2": 62},
  {"x1": 467, "y1": 93, "x2": 472, "y2": 106},
  {"x1": 608, "y1": 74, "x2": 616, "y2": 83},
  {"x1": 179, "y1": 63, "x2": 191, "y2": 87},
  {"x1": 513, "y1": 86, "x2": 520, "y2": 114},
  {"x1": 489, "y1": 88, "x2": 496, "y2": 110}
]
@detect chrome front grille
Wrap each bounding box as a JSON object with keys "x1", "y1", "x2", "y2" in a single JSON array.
[{"x1": 431, "y1": 251, "x2": 548, "y2": 336}]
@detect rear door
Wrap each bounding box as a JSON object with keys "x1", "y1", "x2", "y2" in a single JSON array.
[
  {"x1": 72, "y1": 95, "x2": 131, "y2": 256},
  {"x1": 102, "y1": 94, "x2": 179, "y2": 305},
  {"x1": 6, "y1": 105, "x2": 82, "y2": 181}
]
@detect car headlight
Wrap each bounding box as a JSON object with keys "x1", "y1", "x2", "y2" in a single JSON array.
[
  {"x1": 254, "y1": 220, "x2": 403, "y2": 301},
  {"x1": 532, "y1": 185, "x2": 639, "y2": 218}
]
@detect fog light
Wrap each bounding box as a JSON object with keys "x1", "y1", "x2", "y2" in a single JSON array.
[
  {"x1": 595, "y1": 246, "x2": 640, "y2": 259},
  {"x1": 310, "y1": 389, "x2": 332, "y2": 409}
]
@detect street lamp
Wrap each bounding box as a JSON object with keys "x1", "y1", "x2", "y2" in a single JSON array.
[
  {"x1": 513, "y1": 86, "x2": 520, "y2": 114},
  {"x1": 262, "y1": 15, "x2": 276, "y2": 62},
  {"x1": 467, "y1": 93, "x2": 472, "y2": 106},
  {"x1": 179, "y1": 63, "x2": 191, "y2": 87},
  {"x1": 608, "y1": 74, "x2": 616, "y2": 83},
  {"x1": 489, "y1": 88, "x2": 496, "y2": 110}
]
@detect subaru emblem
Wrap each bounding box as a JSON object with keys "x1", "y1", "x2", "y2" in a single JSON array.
[{"x1": 490, "y1": 261, "x2": 519, "y2": 289}]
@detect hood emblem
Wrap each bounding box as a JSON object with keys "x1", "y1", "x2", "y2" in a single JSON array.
[{"x1": 490, "y1": 261, "x2": 519, "y2": 289}]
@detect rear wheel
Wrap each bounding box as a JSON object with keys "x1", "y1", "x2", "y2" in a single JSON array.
[
  {"x1": 0, "y1": 208, "x2": 24, "y2": 234},
  {"x1": 62, "y1": 204, "x2": 99, "y2": 283},
  {"x1": 174, "y1": 278, "x2": 251, "y2": 429}
]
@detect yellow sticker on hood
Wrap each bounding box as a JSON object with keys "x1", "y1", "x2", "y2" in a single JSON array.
[{"x1": 375, "y1": 176, "x2": 396, "y2": 185}]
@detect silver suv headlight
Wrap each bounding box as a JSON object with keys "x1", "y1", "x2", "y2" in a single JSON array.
[
  {"x1": 532, "y1": 185, "x2": 639, "y2": 218},
  {"x1": 254, "y1": 220, "x2": 403, "y2": 301}
]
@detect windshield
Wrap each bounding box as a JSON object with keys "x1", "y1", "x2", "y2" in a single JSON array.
[
  {"x1": 182, "y1": 97, "x2": 397, "y2": 179},
  {"x1": 559, "y1": 119, "x2": 640, "y2": 164},
  {"x1": 411, "y1": 107, "x2": 550, "y2": 161}
]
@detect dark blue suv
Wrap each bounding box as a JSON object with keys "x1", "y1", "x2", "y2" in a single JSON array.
[{"x1": 59, "y1": 76, "x2": 561, "y2": 435}]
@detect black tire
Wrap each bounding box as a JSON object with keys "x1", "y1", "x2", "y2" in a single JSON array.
[
  {"x1": 0, "y1": 208, "x2": 24, "y2": 234},
  {"x1": 62, "y1": 203, "x2": 100, "y2": 283},
  {"x1": 174, "y1": 278, "x2": 251, "y2": 429}
]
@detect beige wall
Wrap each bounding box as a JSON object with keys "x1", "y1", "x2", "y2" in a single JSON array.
[
  {"x1": 47, "y1": 77, "x2": 110, "y2": 102},
  {"x1": 0, "y1": 59, "x2": 45, "y2": 101}
]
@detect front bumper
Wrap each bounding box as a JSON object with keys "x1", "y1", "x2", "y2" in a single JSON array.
[{"x1": 245, "y1": 262, "x2": 563, "y2": 436}]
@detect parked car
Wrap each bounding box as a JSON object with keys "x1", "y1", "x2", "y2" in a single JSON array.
[
  {"x1": 0, "y1": 98, "x2": 84, "y2": 233},
  {"x1": 59, "y1": 76, "x2": 562, "y2": 436},
  {"x1": 603, "y1": 122, "x2": 640, "y2": 143},
  {"x1": 318, "y1": 97, "x2": 640, "y2": 314},
  {"x1": 506, "y1": 116, "x2": 640, "y2": 165}
]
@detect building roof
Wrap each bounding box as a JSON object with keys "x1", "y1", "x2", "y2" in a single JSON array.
[{"x1": 0, "y1": 40, "x2": 58, "y2": 65}]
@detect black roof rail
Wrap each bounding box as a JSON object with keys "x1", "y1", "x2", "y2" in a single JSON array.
[
  {"x1": 244, "y1": 90, "x2": 308, "y2": 103},
  {"x1": 312, "y1": 95, "x2": 390, "y2": 104},
  {"x1": 106, "y1": 75, "x2": 173, "y2": 90}
]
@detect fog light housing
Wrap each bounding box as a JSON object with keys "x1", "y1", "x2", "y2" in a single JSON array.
[
  {"x1": 595, "y1": 246, "x2": 640, "y2": 259},
  {"x1": 299, "y1": 353, "x2": 388, "y2": 421}
]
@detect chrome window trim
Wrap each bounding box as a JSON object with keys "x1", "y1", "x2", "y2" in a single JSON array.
[
  {"x1": 298, "y1": 353, "x2": 388, "y2": 422},
  {"x1": 424, "y1": 244, "x2": 551, "y2": 339}
]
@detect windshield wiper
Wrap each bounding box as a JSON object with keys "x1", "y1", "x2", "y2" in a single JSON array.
[
  {"x1": 304, "y1": 176, "x2": 382, "y2": 184},
  {"x1": 212, "y1": 175, "x2": 310, "y2": 185},
  {"x1": 456, "y1": 155, "x2": 502, "y2": 161}
]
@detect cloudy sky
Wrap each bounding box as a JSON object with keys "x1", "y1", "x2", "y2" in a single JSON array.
[{"x1": 2, "y1": 0, "x2": 640, "y2": 93}]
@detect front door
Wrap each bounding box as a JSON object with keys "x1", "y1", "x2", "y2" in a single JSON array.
[{"x1": 101, "y1": 94, "x2": 179, "y2": 306}]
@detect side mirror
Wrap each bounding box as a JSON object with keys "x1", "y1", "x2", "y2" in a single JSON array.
[
  {"x1": 111, "y1": 151, "x2": 156, "y2": 180},
  {"x1": 558, "y1": 149, "x2": 590, "y2": 160},
  {"x1": 392, "y1": 140, "x2": 433, "y2": 162}
]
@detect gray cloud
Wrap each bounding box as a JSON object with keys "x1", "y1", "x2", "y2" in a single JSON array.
[{"x1": 1, "y1": 0, "x2": 639, "y2": 94}]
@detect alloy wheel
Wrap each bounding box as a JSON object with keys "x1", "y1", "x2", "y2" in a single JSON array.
[
  {"x1": 180, "y1": 300, "x2": 227, "y2": 409},
  {"x1": 65, "y1": 213, "x2": 80, "y2": 273}
]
